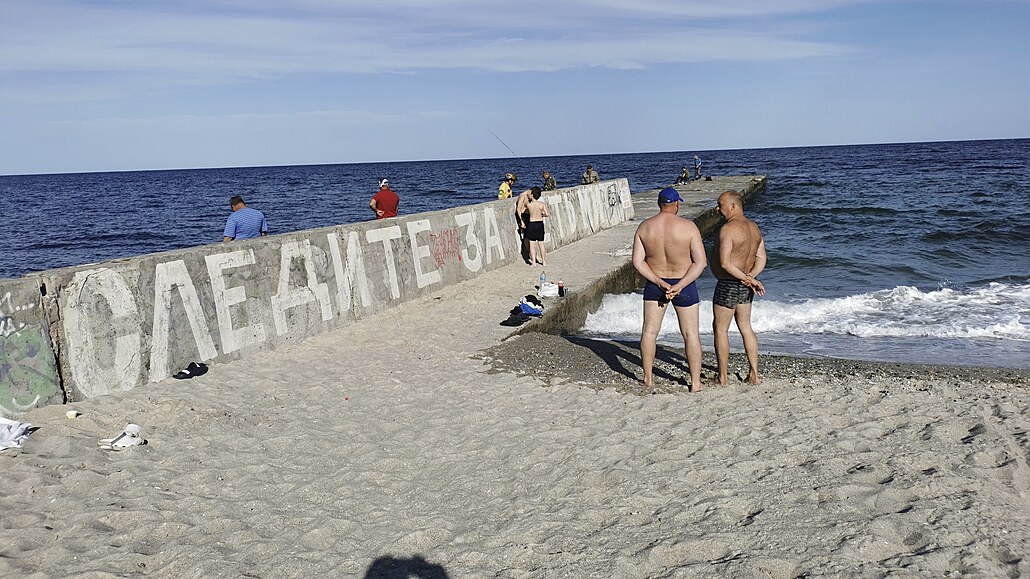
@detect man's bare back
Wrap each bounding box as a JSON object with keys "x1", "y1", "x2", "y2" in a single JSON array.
[
  {"x1": 635, "y1": 212, "x2": 703, "y2": 280},
  {"x1": 711, "y1": 216, "x2": 764, "y2": 283}
]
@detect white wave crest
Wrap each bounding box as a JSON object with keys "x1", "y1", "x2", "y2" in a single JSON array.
[{"x1": 581, "y1": 282, "x2": 1030, "y2": 341}]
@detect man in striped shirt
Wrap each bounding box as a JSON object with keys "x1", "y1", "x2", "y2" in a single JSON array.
[{"x1": 222, "y1": 195, "x2": 268, "y2": 242}]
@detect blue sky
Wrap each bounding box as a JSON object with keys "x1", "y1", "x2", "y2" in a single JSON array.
[{"x1": 2, "y1": 0, "x2": 1028, "y2": 175}]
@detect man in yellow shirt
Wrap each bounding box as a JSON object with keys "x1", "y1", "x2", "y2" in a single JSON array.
[{"x1": 498, "y1": 173, "x2": 517, "y2": 199}]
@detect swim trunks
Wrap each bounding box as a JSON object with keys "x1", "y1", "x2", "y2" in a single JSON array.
[
  {"x1": 713, "y1": 279, "x2": 755, "y2": 308},
  {"x1": 643, "y1": 278, "x2": 699, "y2": 307},
  {"x1": 525, "y1": 221, "x2": 545, "y2": 241}
]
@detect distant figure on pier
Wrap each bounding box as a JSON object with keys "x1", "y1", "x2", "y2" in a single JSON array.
[
  {"x1": 222, "y1": 195, "x2": 268, "y2": 242},
  {"x1": 542, "y1": 170, "x2": 557, "y2": 191},
  {"x1": 711, "y1": 190, "x2": 766, "y2": 386},
  {"x1": 693, "y1": 155, "x2": 702, "y2": 180},
  {"x1": 525, "y1": 187, "x2": 550, "y2": 267},
  {"x1": 498, "y1": 173, "x2": 517, "y2": 199},
  {"x1": 632, "y1": 187, "x2": 707, "y2": 391},
  {"x1": 369, "y1": 179, "x2": 399, "y2": 219},
  {"x1": 675, "y1": 166, "x2": 691, "y2": 184},
  {"x1": 580, "y1": 164, "x2": 600, "y2": 185}
]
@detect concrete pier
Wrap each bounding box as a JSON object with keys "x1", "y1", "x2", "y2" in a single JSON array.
[{"x1": 0, "y1": 176, "x2": 762, "y2": 415}]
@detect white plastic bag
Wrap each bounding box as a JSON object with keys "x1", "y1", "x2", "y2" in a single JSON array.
[{"x1": 538, "y1": 282, "x2": 560, "y2": 298}]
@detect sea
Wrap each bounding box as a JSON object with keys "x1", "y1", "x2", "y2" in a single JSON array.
[{"x1": 2, "y1": 139, "x2": 1028, "y2": 368}]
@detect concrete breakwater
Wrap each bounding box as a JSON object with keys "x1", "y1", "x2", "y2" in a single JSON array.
[{"x1": 0, "y1": 180, "x2": 633, "y2": 415}]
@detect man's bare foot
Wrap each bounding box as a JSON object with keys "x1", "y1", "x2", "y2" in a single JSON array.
[
  {"x1": 689, "y1": 383, "x2": 705, "y2": 393},
  {"x1": 713, "y1": 374, "x2": 729, "y2": 386},
  {"x1": 746, "y1": 370, "x2": 761, "y2": 385}
]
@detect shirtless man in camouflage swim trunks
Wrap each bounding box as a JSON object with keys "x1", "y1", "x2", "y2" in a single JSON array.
[{"x1": 711, "y1": 190, "x2": 767, "y2": 385}]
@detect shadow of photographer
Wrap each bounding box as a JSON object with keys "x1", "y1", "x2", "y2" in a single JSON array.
[{"x1": 364, "y1": 555, "x2": 449, "y2": 579}]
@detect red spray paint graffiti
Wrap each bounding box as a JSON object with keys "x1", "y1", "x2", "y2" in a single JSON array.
[{"x1": 429, "y1": 228, "x2": 462, "y2": 268}]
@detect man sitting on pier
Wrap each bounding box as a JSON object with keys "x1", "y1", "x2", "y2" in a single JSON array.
[{"x1": 632, "y1": 187, "x2": 707, "y2": 391}]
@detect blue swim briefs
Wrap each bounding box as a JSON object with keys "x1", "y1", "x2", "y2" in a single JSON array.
[{"x1": 643, "y1": 278, "x2": 699, "y2": 307}]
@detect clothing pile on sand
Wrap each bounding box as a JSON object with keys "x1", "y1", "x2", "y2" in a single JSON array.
[
  {"x1": 0, "y1": 417, "x2": 33, "y2": 451},
  {"x1": 500, "y1": 295, "x2": 544, "y2": 326}
]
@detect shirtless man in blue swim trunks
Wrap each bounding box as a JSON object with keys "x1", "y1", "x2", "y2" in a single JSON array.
[
  {"x1": 632, "y1": 187, "x2": 708, "y2": 391},
  {"x1": 711, "y1": 190, "x2": 766, "y2": 385}
]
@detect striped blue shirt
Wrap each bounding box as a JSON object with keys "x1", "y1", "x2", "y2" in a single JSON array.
[{"x1": 223, "y1": 207, "x2": 267, "y2": 240}]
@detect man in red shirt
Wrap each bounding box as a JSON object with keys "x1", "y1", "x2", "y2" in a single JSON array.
[{"x1": 369, "y1": 178, "x2": 399, "y2": 219}]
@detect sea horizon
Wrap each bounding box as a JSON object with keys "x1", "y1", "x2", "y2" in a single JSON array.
[{"x1": 3, "y1": 136, "x2": 1022, "y2": 178}]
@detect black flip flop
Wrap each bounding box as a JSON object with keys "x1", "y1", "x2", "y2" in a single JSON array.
[{"x1": 173, "y1": 362, "x2": 209, "y2": 379}]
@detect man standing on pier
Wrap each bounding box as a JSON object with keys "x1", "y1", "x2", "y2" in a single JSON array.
[
  {"x1": 515, "y1": 186, "x2": 536, "y2": 264},
  {"x1": 369, "y1": 179, "x2": 399, "y2": 219},
  {"x1": 632, "y1": 187, "x2": 707, "y2": 391},
  {"x1": 711, "y1": 190, "x2": 766, "y2": 385},
  {"x1": 223, "y1": 195, "x2": 267, "y2": 242},
  {"x1": 542, "y1": 170, "x2": 557, "y2": 191},
  {"x1": 498, "y1": 173, "x2": 517, "y2": 199},
  {"x1": 581, "y1": 164, "x2": 600, "y2": 184}
]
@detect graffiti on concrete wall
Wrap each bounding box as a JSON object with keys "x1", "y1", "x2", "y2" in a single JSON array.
[
  {"x1": 429, "y1": 227, "x2": 462, "y2": 269},
  {"x1": 0, "y1": 291, "x2": 62, "y2": 416},
  {"x1": 56, "y1": 203, "x2": 512, "y2": 397},
  {"x1": 0, "y1": 292, "x2": 30, "y2": 338},
  {"x1": 52, "y1": 181, "x2": 631, "y2": 400}
]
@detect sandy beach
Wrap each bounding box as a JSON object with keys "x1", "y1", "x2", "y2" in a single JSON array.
[{"x1": 3, "y1": 224, "x2": 1030, "y2": 578}]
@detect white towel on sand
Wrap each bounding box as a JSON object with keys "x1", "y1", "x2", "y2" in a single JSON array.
[{"x1": 0, "y1": 416, "x2": 33, "y2": 450}]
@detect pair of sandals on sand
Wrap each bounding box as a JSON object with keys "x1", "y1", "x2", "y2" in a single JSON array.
[{"x1": 97, "y1": 361, "x2": 207, "y2": 451}]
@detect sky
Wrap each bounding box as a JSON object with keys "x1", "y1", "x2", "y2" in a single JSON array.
[{"x1": 1, "y1": 0, "x2": 1028, "y2": 175}]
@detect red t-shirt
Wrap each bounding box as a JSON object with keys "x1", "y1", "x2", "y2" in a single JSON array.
[{"x1": 372, "y1": 188, "x2": 399, "y2": 219}]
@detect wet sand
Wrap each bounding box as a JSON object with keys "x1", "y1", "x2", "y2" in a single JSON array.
[{"x1": 482, "y1": 333, "x2": 1029, "y2": 396}]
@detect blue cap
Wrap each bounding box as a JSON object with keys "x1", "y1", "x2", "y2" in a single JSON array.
[{"x1": 658, "y1": 187, "x2": 683, "y2": 204}]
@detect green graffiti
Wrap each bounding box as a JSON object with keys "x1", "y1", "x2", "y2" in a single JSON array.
[{"x1": 0, "y1": 325, "x2": 61, "y2": 417}]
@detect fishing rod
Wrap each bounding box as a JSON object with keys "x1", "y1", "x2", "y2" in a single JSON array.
[{"x1": 488, "y1": 129, "x2": 520, "y2": 159}]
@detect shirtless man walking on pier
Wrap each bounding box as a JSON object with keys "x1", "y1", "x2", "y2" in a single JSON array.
[
  {"x1": 711, "y1": 190, "x2": 766, "y2": 385},
  {"x1": 632, "y1": 188, "x2": 707, "y2": 391}
]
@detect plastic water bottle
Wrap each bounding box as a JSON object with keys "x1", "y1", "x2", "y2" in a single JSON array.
[
  {"x1": 558, "y1": 280, "x2": 565, "y2": 297},
  {"x1": 539, "y1": 271, "x2": 547, "y2": 286}
]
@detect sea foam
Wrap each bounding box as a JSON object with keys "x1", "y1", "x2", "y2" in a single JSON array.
[{"x1": 581, "y1": 282, "x2": 1030, "y2": 341}]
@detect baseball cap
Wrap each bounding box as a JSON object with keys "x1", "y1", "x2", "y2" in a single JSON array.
[
  {"x1": 658, "y1": 187, "x2": 683, "y2": 204},
  {"x1": 379, "y1": 179, "x2": 389, "y2": 188}
]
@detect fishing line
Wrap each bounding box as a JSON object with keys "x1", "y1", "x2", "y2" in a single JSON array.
[{"x1": 488, "y1": 129, "x2": 520, "y2": 158}]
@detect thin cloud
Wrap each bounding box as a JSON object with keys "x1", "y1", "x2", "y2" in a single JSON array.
[{"x1": 2, "y1": 0, "x2": 858, "y2": 80}]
